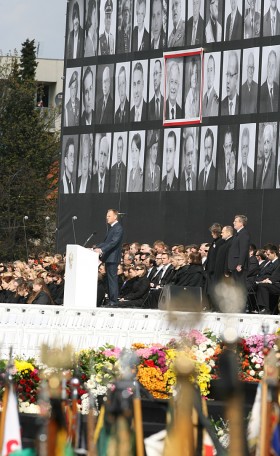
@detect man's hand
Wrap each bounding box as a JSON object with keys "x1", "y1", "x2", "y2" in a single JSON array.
[
  {"x1": 93, "y1": 248, "x2": 102, "y2": 255},
  {"x1": 260, "y1": 278, "x2": 272, "y2": 284},
  {"x1": 236, "y1": 265, "x2": 242, "y2": 272}
]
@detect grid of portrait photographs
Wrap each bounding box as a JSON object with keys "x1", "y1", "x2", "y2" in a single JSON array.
[{"x1": 61, "y1": 0, "x2": 280, "y2": 195}]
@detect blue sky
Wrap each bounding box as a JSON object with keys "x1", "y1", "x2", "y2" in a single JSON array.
[{"x1": 1, "y1": 0, "x2": 66, "y2": 59}]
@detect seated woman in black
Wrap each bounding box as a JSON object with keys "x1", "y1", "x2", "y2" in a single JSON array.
[
  {"x1": 28, "y1": 278, "x2": 54, "y2": 305},
  {"x1": 118, "y1": 265, "x2": 150, "y2": 308},
  {"x1": 172, "y1": 253, "x2": 190, "y2": 285},
  {"x1": 178, "y1": 252, "x2": 205, "y2": 288}
]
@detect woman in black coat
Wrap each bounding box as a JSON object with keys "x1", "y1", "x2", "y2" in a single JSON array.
[
  {"x1": 178, "y1": 252, "x2": 205, "y2": 288},
  {"x1": 28, "y1": 278, "x2": 54, "y2": 305},
  {"x1": 118, "y1": 265, "x2": 150, "y2": 308}
]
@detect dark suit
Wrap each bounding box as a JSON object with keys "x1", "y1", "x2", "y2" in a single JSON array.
[
  {"x1": 256, "y1": 261, "x2": 280, "y2": 313},
  {"x1": 99, "y1": 32, "x2": 114, "y2": 55},
  {"x1": 149, "y1": 94, "x2": 164, "y2": 121},
  {"x1": 132, "y1": 27, "x2": 149, "y2": 51},
  {"x1": 256, "y1": 153, "x2": 276, "y2": 189},
  {"x1": 214, "y1": 237, "x2": 233, "y2": 282},
  {"x1": 91, "y1": 172, "x2": 110, "y2": 193},
  {"x1": 161, "y1": 174, "x2": 178, "y2": 191},
  {"x1": 244, "y1": 11, "x2": 261, "y2": 38},
  {"x1": 165, "y1": 99, "x2": 182, "y2": 120},
  {"x1": 97, "y1": 222, "x2": 124, "y2": 305},
  {"x1": 236, "y1": 166, "x2": 254, "y2": 190},
  {"x1": 65, "y1": 98, "x2": 80, "y2": 127},
  {"x1": 240, "y1": 80, "x2": 258, "y2": 114},
  {"x1": 77, "y1": 176, "x2": 91, "y2": 193},
  {"x1": 110, "y1": 162, "x2": 126, "y2": 193},
  {"x1": 225, "y1": 9, "x2": 242, "y2": 41},
  {"x1": 260, "y1": 80, "x2": 279, "y2": 113},
  {"x1": 159, "y1": 264, "x2": 174, "y2": 286},
  {"x1": 180, "y1": 170, "x2": 196, "y2": 191},
  {"x1": 144, "y1": 164, "x2": 161, "y2": 192},
  {"x1": 221, "y1": 94, "x2": 239, "y2": 116},
  {"x1": 227, "y1": 227, "x2": 250, "y2": 286},
  {"x1": 67, "y1": 27, "x2": 84, "y2": 59},
  {"x1": 263, "y1": 8, "x2": 280, "y2": 36},
  {"x1": 151, "y1": 28, "x2": 166, "y2": 49},
  {"x1": 114, "y1": 98, "x2": 130, "y2": 124},
  {"x1": 186, "y1": 15, "x2": 204, "y2": 45},
  {"x1": 130, "y1": 100, "x2": 147, "y2": 122},
  {"x1": 198, "y1": 163, "x2": 216, "y2": 190},
  {"x1": 81, "y1": 109, "x2": 95, "y2": 126},
  {"x1": 96, "y1": 94, "x2": 114, "y2": 124}
]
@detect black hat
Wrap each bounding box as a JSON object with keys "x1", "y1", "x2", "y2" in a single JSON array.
[
  {"x1": 148, "y1": 131, "x2": 159, "y2": 149},
  {"x1": 105, "y1": 0, "x2": 113, "y2": 13},
  {"x1": 69, "y1": 71, "x2": 78, "y2": 88}
]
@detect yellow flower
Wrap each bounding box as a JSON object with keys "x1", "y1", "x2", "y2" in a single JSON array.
[{"x1": 15, "y1": 360, "x2": 34, "y2": 372}]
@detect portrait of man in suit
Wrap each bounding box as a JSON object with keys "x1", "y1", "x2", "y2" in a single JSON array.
[
  {"x1": 168, "y1": 0, "x2": 185, "y2": 48},
  {"x1": 132, "y1": 0, "x2": 150, "y2": 51},
  {"x1": 184, "y1": 57, "x2": 201, "y2": 120},
  {"x1": 165, "y1": 61, "x2": 183, "y2": 120},
  {"x1": 115, "y1": 64, "x2": 130, "y2": 124},
  {"x1": 144, "y1": 130, "x2": 161, "y2": 192},
  {"x1": 151, "y1": 0, "x2": 166, "y2": 49},
  {"x1": 68, "y1": 1, "x2": 84, "y2": 59},
  {"x1": 217, "y1": 126, "x2": 237, "y2": 191},
  {"x1": 130, "y1": 61, "x2": 147, "y2": 122},
  {"x1": 92, "y1": 135, "x2": 110, "y2": 193},
  {"x1": 256, "y1": 123, "x2": 276, "y2": 189},
  {"x1": 180, "y1": 129, "x2": 198, "y2": 191},
  {"x1": 263, "y1": 0, "x2": 280, "y2": 36},
  {"x1": 198, "y1": 127, "x2": 216, "y2": 190},
  {"x1": 224, "y1": 0, "x2": 242, "y2": 41},
  {"x1": 244, "y1": 0, "x2": 260, "y2": 38},
  {"x1": 99, "y1": 0, "x2": 115, "y2": 55},
  {"x1": 240, "y1": 50, "x2": 259, "y2": 115},
  {"x1": 221, "y1": 50, "x2": 240, "y2": 116},
  {"x1": 187, "y1": 0, "x2": 204, "y2": 45},
  {"x1": 77, "y1": 134, "x2": 92, "y2": 193},
  {"x1": 84, "y1": 0, "x2": 98, "y2": 57},
  {"x1": 61, "y1": 137, "x2": 76, "y2": 194},
  {"x1": 205, "y1": 0, "x2": 222, "y2": 43},
  {"x1": 161, "y1": 130, "x2": 179, "y2": 191},
  {"x1": 127, "y1": 132, "x2": 144, "y2": 192},
  {"x1": 117, "y1": 0, "x2": 132, "y2": 53},
  {"x1": 96, "y1": 65, "x2": 114, "y2": 124},
  {"x1": 236, "y1": 126, "x2": 255, "y2": 190},
  {"x1": 202, "y1": 54, "x2": 220, "y2": 117},
  {"x1": 64, "y1": 70, "x2": 80, "y2": 127},
  {"x1": 110, "y1": 134, "x2": 127, "y2": 193},
  {"x1": 81, "y1": 66, "x2": 95, "y2": 126},
  {"x1": 148, "y1": 59, "x2": 164, "y2": 121},
  {"x1": 260, "y1": 48, "x2": 280, "y2": 113}
]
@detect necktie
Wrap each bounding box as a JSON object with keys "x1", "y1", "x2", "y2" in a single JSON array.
[
  {"x1": 270, "y1": 88, "x2": 274, "y2": 111},
  {"x1": 203, "y1": 170, "x2": 207, "y2": 189},
  {"x1": 229, "y1": 101, "x2": 233, "y2": 115},
  {"x1": 99, "y1": 179, "x2": 102, "y2": 193},
  {"x1": 156, "y1": 98, "x2": 160, "y2": 119},
  {"x1": 191, "y1": 23, "x2": 196, "y2": 45},
  {"x1": 229, "y1": 15, "x2": 233, "y2": 40},
  {"x1": 262, "y1": 164, "x2": 267, "y2": 187},
  {"x1": 243, "y1": 172, "x2": 247, "y2": 189},
  {"x1": 206, "y1": 95, "x2": 209, "y2": 107},
  {"x1": 171, "y1": 107, "x2": 175, "y2": 119},
  {"x1": 107, "y1": 35, "x2": 110, "y2": 51},
  {"x1": 167, "y1": 183, "x2": 170, "y2": 191},
  {"x1": 251, "y1": 18, "x2": 254, "y2": 36},
  {"x1": 187, "y1": 177, "x2": 191, "y2": 191},
  {"x1": 100, "y1": 100, "x2": 105, "y2": 122},
  {"x1": 272, "y1": 16, "x2": 276, "y2": 36},
  {"x1": 124, "y1": 31, "x2": 128, "y2": 52},
  {"x1": 151, "y1": 172, "x2": 154, "y2": 191}
]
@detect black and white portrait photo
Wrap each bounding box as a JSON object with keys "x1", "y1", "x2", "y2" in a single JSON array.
[
  {"x1": 198, "y1": 126, "x2": 217, "y2": 190},
  {"x1": 217, "y1": 125, "x2": 238, "y2": 191},
  {"x1": 221, "y1": 49, "x2": 241, "y2": 116},
  {"x1": 92, "y1": 133, "x2": 111, "y2": 193},
  {"x1": 236, "y1": 124, "x2": 256, "y2": 190},
  {"x1": 144, "y1": 130, "x2": 163, "y2": 192},
  {"x1": 244, "y1": 0, "x2": 261, "y2": 39},
  {"x1": 81, "y1": 65, "x2": 96, "y2": 126},
  {"x1": 263, "y1": 0, "x2": 280, "y2": 36},
  {"x1": 67, "y1": 0, "x2": 84, "y2": 60},
  {"x1": 161, "y1": 128, "x2": 180, "y2": 191},
  {"x1": 224, "y1": 0, "x2": 243, "y2": 41},
  {"x1": 179, "y1": 127, "x2": 199, "y2": 191},
  {"x1": 148, "y1": 58, "x2": 164, "y2": 121},
  {"x1": 110, "y1": 132, "x2": 128, "y2": 193},
  {"x1": 77, "y1": 134, "x2": 93, "y2": 193},
  {"x1": 130, "y1": 60, "x2": 148, "y2": 122},
  {"x1": 116, "y1": 0, "x2": 133, "y2": 53},
  {"x1": 184, "y1": 54, "x2": 202, "y2": 121},
  {"x1": 96, "y1": 64, "x2": 114, "y2": 125},
  {"x1": 205, "y1": 0, "x2": 223, "y2": 43},
  {"x1": 114, "y1": 62, "x2": 130, "y2": 124},
  {"x1": 132, "y1": 0, "x2": 150, "y2": 51},
  {"x1": 164, "y1": 58, "x2": 183, "y2": 121},
  {"x1": 202, "y1": 52, "x2": 220, "y2": 118},
  {"x1": 61, "y1": 135, "x2": 79, "y2": 194},
  {"x1": 240, "y1": 47, "x2": 259, "y2": 115},
  {"x1": 98, "y1": 0, "x2": 116, "y2": 55},
  {"x1": 259, "y1": 45, "x2": 280, "y2": 114},
  {"x1": 84, "y1": 0, "x2": 99, "y2": 57},
  {"x1": 150, "y1": 0, "x2": 167, "y2": 49},
  {"x1": 64, "y1": 67, "x2": 81, "y2": 127},
  {"x1": 276, "y1": 128, "x2": 280, "y2": 188},
  {"x1": 187, "y1": 0, "x2": 204, "y2": 46},
  {"x1": 127, "y1": 130, "x2": 145, "y2": 192},
  {"x1": 256, "y1": 122, "x2": 277, "y2": 189},
  {"x1": 167, "y1": 0, "x2": 186, "y2": 48}
]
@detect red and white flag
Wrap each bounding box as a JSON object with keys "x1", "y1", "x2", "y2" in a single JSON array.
[{"x1": 0, "y1": 385, "x2": 22, "y2": 456}]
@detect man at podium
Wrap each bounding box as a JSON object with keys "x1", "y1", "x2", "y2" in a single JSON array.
[{"x1": 94, "y1": 209, "x2": 123, "y2": 306}]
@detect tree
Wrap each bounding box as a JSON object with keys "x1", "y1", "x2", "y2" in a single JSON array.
[{"x1": 0, "y1": 41, "x2": 60, "y2": 260}]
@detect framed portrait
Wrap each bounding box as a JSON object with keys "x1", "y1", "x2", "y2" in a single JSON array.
[
  {"x1": 161, "y1": 128, "x2": 181, "y2": 191},
  {"x1": 92, "y1": 133, "x2": 112, "y2": 193},
  {"x1": 116, "y1": 0, "x2": 133, "y2": 54},
  {"x1": 240, "y1": 47, "x2": 259, "y2": 115},
  {"x1": 148, "y1": 57, "x2": 164, "y2": 121},
  {"x1": 64, "y1": 67, "x2": 82, "y2": 128},
  {"x1": 236, "y1": 124, "x2": 256, "y2": 190},
  {"x1": 98, "y1": 0, "x2": 117, "y2": 55},
  {"x1": 150, "y1": 0, "x2": 167, "y2": 49},
  {"x1": 221, "y1": 49, "x2": 241, "y2": 116},
  {"x1": 224, "y1": 0, "x2": 243, "y2": 41},
  {"x1": 130, "y1": 59, "x2": 148, "y2": 122},
  {"x1": 132, "y1": 0, "x2": 150, "y2": 52},
  {"x1": 256, "y1": 122, "x2": 277, "y2": 189},
  {"x1": 187, "y1": 0, "x2": 204, "y2": 46},
  {"x1": 205, "y1": 0, "x2": 223, "y2": 43},
  {"x1": 244, "y1": 0, "x2": 261, "y2": 39},
  {"x1": 114, "y1": 62, "x2": 131, "y2": 124},
  {"x1": 127, "y1": 130, "x2": 146, "y2": 192},
  {"x1": 95, "y1": 63, "x2": 115, "y2": 125},
  {"x1": 179, "y1": 126, "x2": 199, "y2": 191},
  {"x1": 216, "y1": 124, "x2": 239, "y2": 191},
  {"x1": 111, "y1": 132, "x2": 128, "y2": 192},
  {"x1": 198, "y1": 125, "x2": 218, "y2": 190},
  {"x1": 84, "y1": 0, "x2": 99, "y2": 57},
  {"x1": 263, "y1": 0, "x2": 280, "y2": 37},
  {"x1": 202, "y1": 52, "x2": 221, "y2": 118},
  {"x1": 259, "y1": 45, "x2": 280, "y2": 114},
  {"x1": 276, "y1": 126, "x2": 280, "y2": 188},
  {"x1": 163, "y1": 48, "x2": 203, "y2": 126},
  {"x1": 61, "y1": 134, "x2": 79, "y2": 194},
  {"x1": 77, "y1": 134, "x2": 94, "y2": 193},
  {"x1": 81, "y1": 65, "x2": 96, "y2": 126},
  {"x1": 144, "y1": 129, "x2": 163, "y2": 192},
  {"x1": 167, "y1": 0, "x2": 186, "y2": 48},
  {"x1": 67, "y1": 0, "x2": 84, "y2": 60}
]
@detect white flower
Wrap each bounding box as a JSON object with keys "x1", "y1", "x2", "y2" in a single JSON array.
[
  {"x1": 199, "y1": 343, "x2": 207, "y2": 352},
  {"x1": 255, "y1": 364, "x2": 260, "y2": 369},
  {"x1": 206, "y1": 348, "x2": 214, "y2": 357},
  {"x1": 249, "y1": 370, "x2": 255, "y2": 376}
]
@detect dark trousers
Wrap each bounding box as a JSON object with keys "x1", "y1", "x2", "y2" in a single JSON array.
[
  {"x1": 105, "y1": 262, "x2": 118, "y2": 304},
  {"x1": 256, "y1": 283, "x2": 280, "y2": 314}
]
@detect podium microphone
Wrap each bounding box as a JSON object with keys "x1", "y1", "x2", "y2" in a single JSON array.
[
  {"x1": 23, "y1": 216, "x2": 29, "y2": 262},
  {"x1": 72, "y1": 216, "x2": 77, "y2": 244},
  {"x1": 83, "y1": 231, "x2": 97, "y2": 247},
  {"x1": 118, "y1": 212, "x2": 126, "y2": 216}
]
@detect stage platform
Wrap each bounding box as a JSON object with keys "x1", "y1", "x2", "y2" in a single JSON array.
[{"x1": 0, "y1": 303, "x2": 279, "y2": 358}]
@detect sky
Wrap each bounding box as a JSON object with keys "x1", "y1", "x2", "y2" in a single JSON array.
[{"x1": 2, "y1": 0, "x2": 67, "y2": 59}]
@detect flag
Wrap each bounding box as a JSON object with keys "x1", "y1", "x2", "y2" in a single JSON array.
[{"x1": 0, "y1": 384, "x2": 22, "y2": 456}]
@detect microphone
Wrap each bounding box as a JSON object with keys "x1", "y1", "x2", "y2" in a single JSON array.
[
  {"x1": 118, "y1": 212, "x2": 126, "y2": 216},
  {"x1": 72, "y1": 216, "x2": 77, "y2": 244},
  {"x1": 22, "y1": 216, "x2": 29, "y2": 262},
  {"x1": 72, "y1": 216, "x2": 77, "y2": 221},
  {"x1": 83, "y1": 232, "x2": 97, "y2": 247},
  {"x1": 45, "y1": 216, "x2": 50, "y2": 222}
]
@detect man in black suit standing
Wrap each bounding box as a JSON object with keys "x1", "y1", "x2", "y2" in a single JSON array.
[
  {"x1": 213, "y1": 225, "x2": 234, "y2": 284},
  {"x1": 227, "y1": 214, "x2": 250, "y2": 290},
  {"x1": 225, "y1": 0, "x2": 242, "y2": 41},
  {"x1": 165, "y1": 62, "x2": 182, "y2": 120},
  {"x1": 256, "y1": 124, "x2": 276, "y2": 189},
  {"x1": 110, "y1": 135, "x2": 127, "y2": 192},
  {"x1": 263, "y1": 0, "x2": 280, "y2": 36},
  {"x1": 151, "y1": 0, "x2": 166, "y2": 49},
  {"x1": 187, "y1": 0, "x2": 204, "y2": 45},
  {"x1": 221, "y1": 50, "x2": 239, "y2": 116},
  {"x1": 94, "y1": 209, "x2": 124, "y2": 307},
  {"x1": 149, "y1": 60, "x2": 164, "y2": 121},
  {"x1": 240, "y1": 52, "x2": 258, "y2": 114},
  {"x1": 68, "y1": 1, "x2": 84, "y2": 59},
  {"x1": 236, "y1": 127, "x2": 254, "y2": 189},
  {"x1": 130, "y1": 62, "x2": 147, "y2": 121},
  {"x1": 132, "y1": 0, "x2": 149, "y2": 51},
  {"x1": 260, "y1": 50, "x2": 279, "y2": 113},
  {"x1": 96, "y1": 66, "x2": 114, "y2": 124},
  {"x1": 198, "y1": 128, "x2": 216, "y2": 190},
  {"x1": 115, "y1": 66, "x2": 130, "y2": 124}
]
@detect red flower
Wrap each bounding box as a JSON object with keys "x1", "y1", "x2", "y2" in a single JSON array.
[{"x1": 144, "y1": 360, "x2": 155, "y2": 368}]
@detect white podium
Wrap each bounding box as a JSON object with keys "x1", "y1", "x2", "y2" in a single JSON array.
[{"x1": 64, "y1": 245, "x2": 99, "y2": 308}]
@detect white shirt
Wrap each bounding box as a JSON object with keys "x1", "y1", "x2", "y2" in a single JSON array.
[
  {"x1": 228, "y1": 92, "x2": 237, "y2": 115},
  {"x1": 73, "y1": 32, "x2": 78, "y2": 58},
  {"x1": 137, "y1": 27, "x2": 145, "y2": 50},
  {"x1": 79, "y1": 176, "x2": 88, "y2": 193},
  {"x1": 98, "y1": 173, "x2": 105, "y2": 193},
  {"x1": 134, "y1": 97, "x2": 144, "y2": 121}
]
